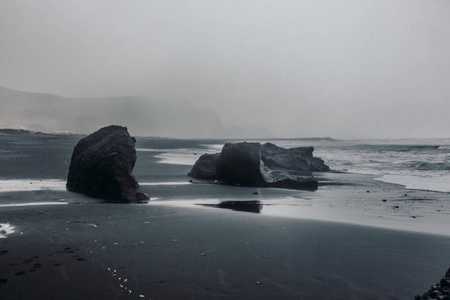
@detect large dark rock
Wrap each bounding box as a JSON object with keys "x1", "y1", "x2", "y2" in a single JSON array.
[
  {"x1": 261, "y1": 143, "x2": 329, "y2": 172},
  {"x1": 66, "y1": 125, "x2": 148, "y2": 202},
  {"x1": 415, "y1": 267, "x2": 450, "y2": 300},
  {"x1": 190, "y1": 142, "x2": 327, "y2": 190},
  {"x1": 216, "y1": 142, "x2": 266, "y2": 186},
  {"x1": 187, "y1": 153, "x2": 219, "y2": 180}
]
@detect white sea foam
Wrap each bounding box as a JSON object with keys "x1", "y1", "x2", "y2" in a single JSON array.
[
  {"x1": 140, "y1": 145, "x2": 220, "y2": 166},
  {"x1": 314, "y1": 139, "x2": 450, "y2": 193},
  {"x1": 0, "y1": 223, "x2": 15, "y2": 238},
  {"x1": 374, "y1": 174, "x2": 450, "y2": 193},
  {"x1": 0, "y1": 179, "x2": 66, "y2": 193},
  {"x1": 155, "y1": 152, "x2": 200, "y2": 166}
]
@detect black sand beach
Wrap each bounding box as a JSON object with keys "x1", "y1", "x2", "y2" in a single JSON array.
[{"x1": 1, "y1": 130, "x2": 450, "y2": 299}]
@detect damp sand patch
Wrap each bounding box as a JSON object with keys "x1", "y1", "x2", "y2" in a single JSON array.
[
  {"x1": 0, "y1": 202, "x2": 68, "y2": 208},
  {"x1": 0, "y1": 179, "x2": 66, "y2": 193},
  {"x1": 140, "y1": 181, "x2": 192, "y2": 186},
  {"x1": 148, "y1": 196, "x2": 450, "y2": 237}
]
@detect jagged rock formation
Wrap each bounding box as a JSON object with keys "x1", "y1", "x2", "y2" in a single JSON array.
[
  {"x1": 261, "y1": 143, "x2": 329, "y2": 172},
  {"x1": 66, "y1": 125, "x2": 148, "y2": 202},
  {"x1": 415, "y1": 267, "x2": 450, "y2": 300},
  {"x1": 188, "y1": 142, "x2": 329, "y2": 190}
]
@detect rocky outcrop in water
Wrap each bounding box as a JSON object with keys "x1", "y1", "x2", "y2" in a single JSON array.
[
  {"x1": 216, "y1": 142, "x2": 266, "y2": 186},
  {"x1": 188, "y1": 142, "x2": 327, "y2": 190},
  {"x1": 66, "y1": 125, "x2": 149, "y2": 202},
  {"x1": 261, "y1": 143, "x2": 329, "y2": 172},
  {"x1": 415, "y1": 267, "x2": 450, "y2": 300}
]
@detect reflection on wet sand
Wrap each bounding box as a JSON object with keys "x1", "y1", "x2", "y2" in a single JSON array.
[{"x1": 198, "y1": 200, "x2": 262, "y2": 213}]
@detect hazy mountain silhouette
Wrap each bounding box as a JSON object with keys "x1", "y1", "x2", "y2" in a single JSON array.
[{"x1": 0, "y1": 85, "x2": 245, "y2": 138}]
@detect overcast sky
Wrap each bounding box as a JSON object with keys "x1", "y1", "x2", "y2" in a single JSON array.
[{"x1": 1, "y1": 0, "x2": 449, "y2": 139}]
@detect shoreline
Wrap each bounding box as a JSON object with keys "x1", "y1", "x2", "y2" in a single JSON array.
[
  {"x1": 1, "y1": 132, "x2": 450, "y2": 299},
  {"x1": 136, "y1": 170, "x2": 450, "y2": 238}
]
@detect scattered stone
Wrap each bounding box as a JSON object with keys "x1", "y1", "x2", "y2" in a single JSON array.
[
  {"x1": 66, "y1": 125, "x2": 149, "y2": 202},
  {"x1": 22, "y1": 258, "x2": 33, "y2": 264},
  {"x1": 32, "y1": 263, "x2": 42, "y2": 269}
]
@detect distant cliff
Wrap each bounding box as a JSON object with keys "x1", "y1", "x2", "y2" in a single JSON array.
[{"x1": 0, "y1": 85, "x2": 224, "y2": 138}]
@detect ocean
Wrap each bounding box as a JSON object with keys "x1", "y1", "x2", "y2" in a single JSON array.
[{"x1": 144, "y1": 138, "x2": 450, "y2": 193}]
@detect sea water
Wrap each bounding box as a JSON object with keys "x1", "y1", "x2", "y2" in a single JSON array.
[
  {"x1": 142, "y1": 138, "x2": 450, "y2": 193},
  {"x1": 313, "y1": 138, "x2": 450, "y2": 193}
]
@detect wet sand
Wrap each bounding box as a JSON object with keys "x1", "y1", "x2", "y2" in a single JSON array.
[{"x1": 1, "y1": 130, "x2": 450, "y2": 299}]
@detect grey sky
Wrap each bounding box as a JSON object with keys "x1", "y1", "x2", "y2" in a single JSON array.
[{"x1": 1, "y1": 0, "x2": 449, "y2": 139}]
